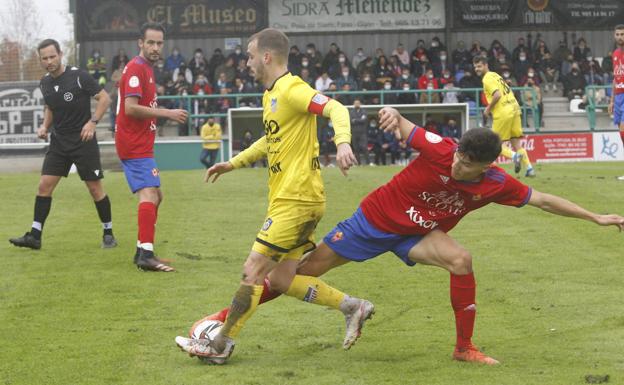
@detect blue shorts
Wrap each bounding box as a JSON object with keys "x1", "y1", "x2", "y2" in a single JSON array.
[
  {"x1": 613, "y1": 93, "x2": 624, "y2": 125},
  {"x1": 121, "y1": 158, "x2": 161, "y2": 193},
  {"x1": 323, "y1": 208, "x2": 424, "y2": 266}
]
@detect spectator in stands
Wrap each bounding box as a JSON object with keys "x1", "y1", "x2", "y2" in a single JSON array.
[
  {"x1": 538, "y1": 52, "x2": 559, "y2": 92},
  {"x1": 382, "y1": 80, "x2": 398, "y2": 104},
  {"x1": 228, "y1": 44, "x2": 246, "y2": 66},
  {"x1": 396, "y1": 67, "x2": 416, "y2": 89},
  {"x1": 318, "y1": 121, "x2": 336, "y2": 167},
  {"x1": 199, "y1": 116, "x2": 222, "y2": 168},
  {"x1": 87, "y1": 49, "x2": 107, "y2": 86},
  {"x1": 428, "y1": 36, "x2": 445, "y2": 59},
  {"x1": 352, "y1": 47, "x2": 367, "y2": 69},
  {"x1": 173, "y1": 71, "x2": 191, "y2": 95},
  {"x1": 381, "y1": 129, "x2": 399, "y2": 165},
  {"x1": 533, "y1": 39, "x2": 550, "y2": 65},
  {"x1": 501, "y1": 69, "x2": 518, "y2": 87},
  {"x1": 553, "y1": 40, "x2": 572, "y2": 69},
  {"x1": 442, "y1": 82, "x2": 459, "y2": 104},
  {"x1": 581, "y1": 54, "x2": 604, "y2": 86},
  {"x1": 214, "y1": 72, "x2": 231, "y2": 92},
  {"x1": 359, "y1": 72, "x2": 377, "y2": 103},
  {"x1": 208, "y1": 48, "x2": 225, "y2": 81},
  {"x1": 439, "y1": 68, "x2": 454, "y2": 86},
  {"x1": 458, "y1": 69, "x2": 480, "y2": 102},
  {"x1": 489, "y1": 40, "x2": 510, "y2": 62},
  {"x1": 424, "y1": 115, "x2": 440, "y2": 135},
  {"x1": 441, "y1": 118, "x2": 461, "y2": 141},
  {"x1": 494, "y1": 53, "x2": 512, "y2": 75},
  {"x1": 418, "y1": 68, "x2": 439, "y2": 90},
  {"x1": 374, "y1": 55, "x2": 394, "y2": 85},
  {"x1": 233, "y1": 77, "x2": 257, "y2": 107},
  {"x1": 523, "y1": 78, "x2": 543, "y2": 127},
  {"x1": 602, "y1": 50, "x2": 614, "y2": 90},
  {"x1": 573, "y1": 38, "x2": 591, "y2": 62},
  {"x1": 172, "y1": 62, "x2": 193, "y2": 86},
  {"x1": 328, "y1": 52, "x2": 352, "y2": 79},
  {"x1": 299, "y1": 68, "x2": 314, "y2": 87},
  {"x1": 165, "y1": 47, "x2": 185, "y2": 72},
  {"x1": 357, "y1": 56, "x2": 376, "y2": 79},
  {"x1": 397, "y1": 82, "x2": 416, "y2": 104},
  {"x1": 420, "y1": 80, "x2": 440, "y2": 104},
  {"x1": 193, "y1": 74, "x2": 213, "y2": 95},
  {"x1": 288, "y1": 45, "x2": 303, "y2": 72},
  {"x1": 335, "y1": 65, "x2": 358, "y2": 90},
  {"x1": 155, "y1": 85, "x2": 168, "y2": 136},
  {"x1": 217, "y1": 87, "x2": 232, "y2": 114},
  {"x1": 349, "y1": 99, "x2": 369, "y2": 165},
  {"x1": 470, "y1": 40, "x2": 485, "y2": 59},
  {"x1": 153, "y1": 59, "x2": 170, "y2": 86},
  {"x1": 322, "y1": 42, "x2": 341, "y2": 73},
  {"x1": 452, "y1": 40, "x2": 471, "y2": 73},
  {"x1": 374, "y1": 47, "x2": 386, "y2": 60},
  {"x1": 513, "y1": 49, "x2": 531, "y2": 82},
  {"x1": 431, "y1": 50, "x2": 451, "y2": 78},
  {"x1": 305, "y1": 43, "x2": 324, "y2": 75},
  {"x1": 298, "y1": 56, "x2": 317, "y2": 78},
  {"x1": 327, "y1": 82, "x2": 338, "y2": 94},
  {"x1": 214, "y1": 57, "x2": 236, "y2": 84},
  {"x1": 519, "y1": 66, "x2": 540, "y2": 87},
  {"x1": 315, "y1": 72, "x2": 333, "y2": 92},
  {"x1": 235, "y1": 59, "x2": 253, "y2": 83},
  {"x1": 397, "y1": 139, "x2": 412, "y2": 165},
  {"x1": 336, "y1": 83, "x2": 354, "y2": 105},
  {"x1": 367, "y1": 118, "x2": 383, "y2": 165},
  {"x1": 561, "y1": 53, "x2": 575, "y2": 78},
  {"x1": 188, "y1": 49, "x2": 208, "y2": 78},
  {"x1": 392, "y1": 43, "x2": 410, "y2": 67},
  {"x1": 112, "y1": 48, "x2": 129, "y2": 74},
  {"x1": 563, "y1": 63, "x2": 586, "y2": 100},
  {"x1": 512, "y1": 37, "x2": 530, "y2": 63}
]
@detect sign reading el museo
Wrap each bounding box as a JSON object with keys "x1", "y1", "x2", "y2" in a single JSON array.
[{"x1": 269, "y1": 0, "x2": 445, "y2": 32}]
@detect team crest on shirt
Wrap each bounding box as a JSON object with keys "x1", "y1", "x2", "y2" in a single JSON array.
[
  {"x1": 331, "y1": 231, "x2": 344, "y2": 242},
  {"x1": 129, "y1": 75, "x2": 140, "y2": 88},
  {"x1": 63, "y1": 92, "x2": 73, "y2": 102},
  {"x1": 270, "y1": 98, "x2": 278, "y2": 113},
  {"x1": 261, "y1": 218, "x2": 273, "y2": 231},
  {"x1": 151, "y1": 168, "x2": 159, "y2": 177},
  {"x1": 439, "y1": 175, "x2": 450, "y2": 184},
  {"x1": 425, "y1": 131, "x2": 442, "y2": 143},
  {"x1": 54, "y1": 85, "x2": 59, "y2": 92}
]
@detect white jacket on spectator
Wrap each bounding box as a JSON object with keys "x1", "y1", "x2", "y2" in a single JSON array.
[{"x1": 315, "y1": 74, "x2": 333, "y2": 92}]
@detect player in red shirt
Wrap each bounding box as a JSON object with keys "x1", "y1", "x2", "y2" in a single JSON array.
[
  {"x1": 196, "y1": 107, "x2": 624, "y2": 365},
  {"x1": 115, "y1": 22, "x2": 188, "y2": 271},
  {"x1": 608, "y1": 24, "x2": 624, "y2": 180}
]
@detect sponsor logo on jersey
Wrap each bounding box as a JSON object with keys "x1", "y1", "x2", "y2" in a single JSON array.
[
  {"x1": 425, "y1": 131, "x2": 442, "y2": 143},
  {"x1": 405, "y1": 206, "x2": 439, "y2": 229},
  {"x1": 261, "y1": 218, "x2": 273, "y2": 231},
  {"x1": 331, "y1": 231, "x2": 344, "y2": 242},
  {"x1": 54, "y1": 85, "x2": 59, "y2": 92},
  {"x1": 63, "y1": 92, "x2": 73, "y2": 102},
  {"x1": 129, "y1": 75, "x2": 140, "y2": 88},
  {"x1": 264, "y1": 119, "x2": 280, "y2": 136},
  {"x1": 418, "y1": 191, "x2": 466, "y2": 215},
  {"x1": 311, "y1": 93, "x2": 329, "y2": 105},
  {"x1": 439, "y1": 175, "x2": 449, "y2": 184},
  {"x1": 270, "y1": 97, "x2": 278, "y2": 112}
]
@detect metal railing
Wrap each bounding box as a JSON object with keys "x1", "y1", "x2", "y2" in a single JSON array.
[
  {"x1": 585, "y1": 84, "x2": 612, "y2": 130},
  {"x1": 157, "y1": 87, "x2": 540, "y2": 135}
]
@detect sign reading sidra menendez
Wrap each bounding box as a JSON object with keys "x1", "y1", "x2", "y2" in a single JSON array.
[
  {"x1": 76, "y1": 0, "x2": 268, "y2": 41},
  {"x1": 269, "y1": 0, "x2": 445, "y2": 32}
]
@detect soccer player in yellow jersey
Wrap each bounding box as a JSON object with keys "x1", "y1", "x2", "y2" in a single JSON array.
[
  {"x1": 473, "y1": 56, "x2": 536, "y2": 177},
  {"x1": 175, "y1": 28, "x2": 373, "y2": 363}
]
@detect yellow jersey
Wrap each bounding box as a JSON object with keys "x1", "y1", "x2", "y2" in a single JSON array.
[
  {"x1": 482, "y1": 71, "x2": 520, "y2": 118},
  {"x1": 233, "y1": 72, "x2": 327, "y2": 203},
  {"x1": 200, "y1": 122, "x2": 222, "y2": 150}
]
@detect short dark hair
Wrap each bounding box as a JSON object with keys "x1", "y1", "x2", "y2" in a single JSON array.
[
  {"x1": 140, "y1": 22, "x2": 165, "y2": 39},
  {"x1": 249, "y1": 28, "x2": 289, "y2": 62},
  {"x1": 457, "y1": 128, "x2": 501, "y2": 163},
  {"x1": 37, "y1": 39, "x2": 61, "y2": 54},
  {"x1": 616, "y1": 24, "x2": 624, "y2": 31},
  {"x1": 472, "y1": 56, "x2": 488, "y2": 66}
]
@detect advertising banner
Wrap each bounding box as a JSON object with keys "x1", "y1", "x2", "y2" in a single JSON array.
[
  {"x1": 76, "y1": 0, "x2": 267, "y2": 41},
  {"x1": 269, "y1": 0, "x2": 445, "y2": 32},
  {"x1": 0, "y1": 81, "x2": 44, "y2": 144}
]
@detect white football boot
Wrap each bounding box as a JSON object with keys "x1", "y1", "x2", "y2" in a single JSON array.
[
  {"x1": 341, "y1": 297, "x2": 375, "y2": 350},
  {"x1": 175, "y1": 336, "x2": 235, "y2": 364}
]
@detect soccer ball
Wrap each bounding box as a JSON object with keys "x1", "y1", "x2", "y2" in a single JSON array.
[{"x1": 188, "y1": 318, "x2": 233, "y2": 364}]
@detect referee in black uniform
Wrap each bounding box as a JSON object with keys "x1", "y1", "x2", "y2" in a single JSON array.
[{"x1": 9, "y1": 39, "x2": 117, "y2": 250}]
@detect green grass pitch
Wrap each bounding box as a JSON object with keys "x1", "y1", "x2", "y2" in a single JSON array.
[{"x1": 1, "y1": 162, "x2": 623, "y2": 385}]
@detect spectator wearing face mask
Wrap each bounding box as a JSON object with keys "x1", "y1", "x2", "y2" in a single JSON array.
[
  {"x1": 432, "y1": 50, "x2": 452, "y2": 78},
  {"x1": 563, "y1": 64, "x2": 587, "y2": 100},
  {"x1": 228, "y1": 44, "x2": 247, "y2": 67},
  {"x1": 418, "y1": 72, "x2": 441, "y2": 104},
  {"x1": 193, "y1": 74, "x2": 213, "y2": 95},
  {"x1": 523, "y1": 77, "x2": 543, "y2": 128},
  {"x1": 189, "y1": 49, "x2": 208, "y2": 78},
  {"x1": 335, "y1": 66, "x2": 358, "y2": 90},
  {"x1": 349, "y1": 99, "x2": 370, "y2": 165},
  {"x1": 165, "y1": 48, "x2": 185, "y2": 72},
  {"x1": 518, "y1": 67, "x2": 540, "y2": 87},
  {"x1": 581, "y1": 54, "x2": 604, "y2": 86},
  {"x1": 352, "y1": 47, "x2": 367, "y2": 69},
  {"x1": 452, "y1": 40, "x2": 471, "y2": 73},
  {"x1": 367, "y1": 118, "x2": 383, "y2": 166},
  {"x1": 538, "y1": 52, "x2": 559, "y2": 92},
  {"x1": 397, "y1": 82, "x2": 416, "y2": 104},
  {"x1": 489, "y1": 40, "x2": 511, "y2": 63},
  {"x1": 305, "y1": 43, "x2": 323, "y2": 74},
  {"x1": 500, "y1": 69, "x2": 518, "y2": 87},
  {"x1": 418, "y1": 69, "x2": 439, "y2": 90},
  {"x1": 382, "y1": 80, "x2": 398, "y2": 104},
  {"x1": 322, "y1": 42, "x2": 341, "y2": 73},
  {"x1": 428, "y1": 36, "x2": 445, "y2": 59},
  {"x1": 374, "y1": 55, "x2": 394, "y2": 85},
  {"x1": 328, "y1": 52, "x2": 352, "y2": 79},
  {"x1": 458, "y1": 69, "x2": 481, "y2": 102},
  {"x1": 573, "y1": 38, "x2": 591, "y2": 62},
  {"x1": 298, "y1": 56, "x2": 318, "y2": 79},
  {"x1": 512, "y1": 37, "x2": 530, "y2": 63},
  {"x1": 288, "y1": 45, "x2": 304, "y2": 71},
  {"x1": 208, "y1": 48, "x2": 225, "y2": 81},
  {"x1": 495, "y1": 53, "x2": 513, "y2": 75},
  {"x1": 513, "y1": 49, "x2": 531, "y2": 82},
  {"x1": 441, "y1": 118, "x2": 461, "y2": 141},
  {"x1": 553, "y1": 40, "x2": 572, "y2": 68},
  {"x1": 153, "y1": 59, "x2": 170, "y2": 86},
  {"x1": 439, "y1": 68, "x2": 454, "y2": 87},
  {"x1": 442, "y1": 82, "x2": 459, "y2": 104},
  {"x1": 395, "y1": 68, "x2": 416, "y2": 89}
]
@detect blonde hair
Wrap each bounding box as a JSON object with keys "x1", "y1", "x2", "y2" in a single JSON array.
[{"x1": 249, "y1": 28, "x2": 289, "y2": 63}]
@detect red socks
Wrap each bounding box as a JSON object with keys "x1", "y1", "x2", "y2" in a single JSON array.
[
  {"x1": 450, "y1": 272, "x2": 476, "y2": 350},
  {"x1": 138, "y1": 202, "x2": 157, "y2": 249}
]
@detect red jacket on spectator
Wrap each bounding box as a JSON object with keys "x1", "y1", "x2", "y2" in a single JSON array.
[
  {"x1": 418, "y1": 74, "x2": 439, "y2": 90},
  {"x1": 193, "y1": 83, "x2": 213, "y2": 95}
]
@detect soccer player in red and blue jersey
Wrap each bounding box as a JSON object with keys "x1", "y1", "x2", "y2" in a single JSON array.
[
  {"x1": 115, "y1": 22, "x2": 188, "y2": 271},
  {"x1": 608, "y1": 24, "x2": 624, "y2": 180},
  {"x1": 197, "y1": 107, "x2": 624, "y2": 365}
]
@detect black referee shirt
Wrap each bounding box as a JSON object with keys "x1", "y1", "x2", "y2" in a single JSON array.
[{"x1": 40, "y1": 67, "x2": 102, "y2": 137}]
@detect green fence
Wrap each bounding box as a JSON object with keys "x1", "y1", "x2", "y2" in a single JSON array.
[
  {"x1": 157, "y1": 86, "x2": 540, "y2": 134},
  {"x1": 585, "y1": 85, "x2": 612, "y2": 130}
]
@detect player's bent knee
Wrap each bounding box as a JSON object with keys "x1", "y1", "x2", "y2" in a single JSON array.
[
  {"x1": 241, "y1": 254, "x2": 272, "y2": 285},
  {"x1": 447, "y1": 249, "x2": 473, "y2": 275}
]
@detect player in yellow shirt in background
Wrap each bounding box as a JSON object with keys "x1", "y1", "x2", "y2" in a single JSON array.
[
  {"x1": 473, "y1": 56, "x2": 536, "y2": 177},
  {"x1": 199, "y1": 116, "x2": 222, "y2": 168},
  {"x1": 175, "y1": 28, "x2": 372, "y2": 363}
]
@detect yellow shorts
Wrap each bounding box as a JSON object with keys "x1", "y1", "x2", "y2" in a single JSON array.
[
  {"x1": 492, "y1": 111, "x2": 523, "y2": 141},
  {"x1": 252, "y1": 199, "x2": 325, "y2": 262}
]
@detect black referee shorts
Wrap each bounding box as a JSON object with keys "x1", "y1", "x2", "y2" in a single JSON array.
[{"x1": 41, "y1": 138, "x2": 104, "y2": 181}]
